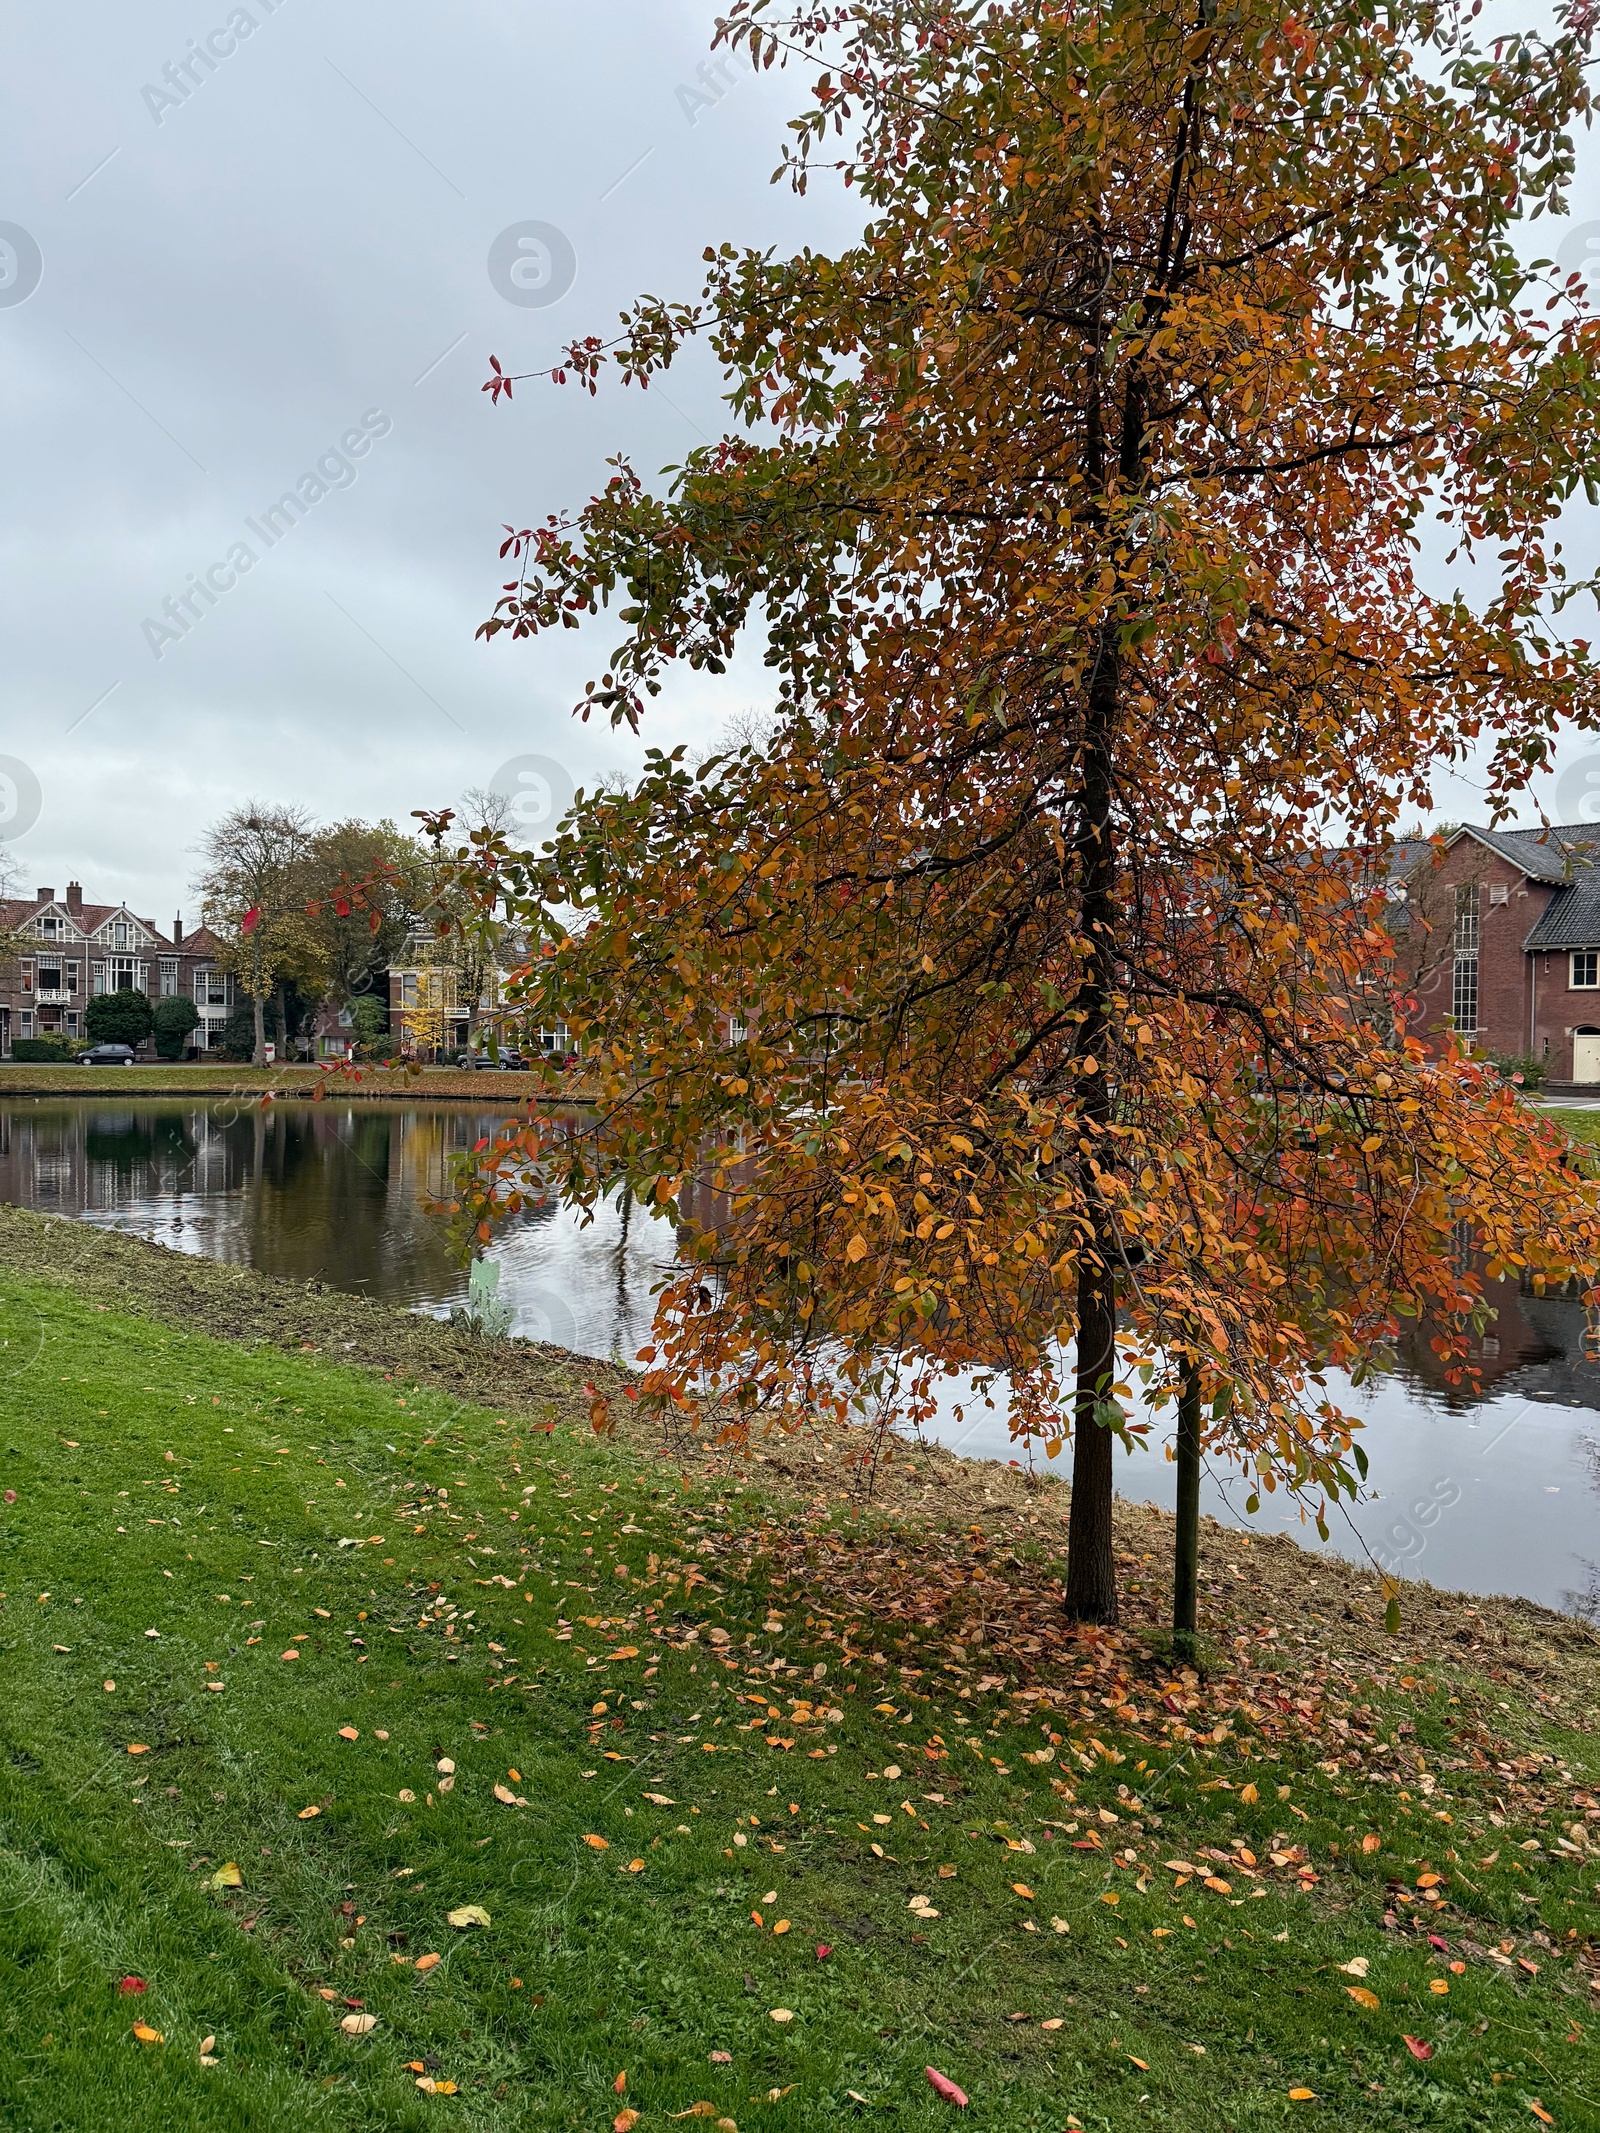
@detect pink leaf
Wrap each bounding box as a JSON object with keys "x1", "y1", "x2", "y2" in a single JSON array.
[{"x1": 926, "y1": 2067, "x2": 969, "y2": 2107}]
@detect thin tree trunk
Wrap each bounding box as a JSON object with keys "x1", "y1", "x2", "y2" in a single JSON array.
[
  {"x1": 1064, "y1": 1250, "x2": 1118, "y2": 1622},
  {"x1": 252, "y1": 993, "x2": 267, "y2": 1067},
  {"x1": 1173, "y1": 1354, "x2": 1202, "y2": 1659},
  {"x1": 274, "y1": 980, "x2": 288, "y2": 1059}
]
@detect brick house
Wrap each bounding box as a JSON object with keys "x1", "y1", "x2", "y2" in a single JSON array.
[
  {"x1": 1394, "y1": 822, "x2": 1600, "y2": 1085},
  {"x1": 0, "y1": 882, "x2": 236, "y2": 1056}
]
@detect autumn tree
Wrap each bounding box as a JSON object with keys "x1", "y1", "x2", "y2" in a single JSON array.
[
  {"x1": 447, "y1": 0, "x2": 1600, "y2": 1624},
  {"x1": 194, "y1": 804, "x2": 326, "y2": 1065}
]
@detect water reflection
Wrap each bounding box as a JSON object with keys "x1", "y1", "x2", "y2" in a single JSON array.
[{"x1": 0, "y1": 1097, "x2": 1594, "y2": 1615}]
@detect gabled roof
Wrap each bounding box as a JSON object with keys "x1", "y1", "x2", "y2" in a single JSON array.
[{"x1": 1447, "y1": 821, "x2": 1600, "y2": 886}]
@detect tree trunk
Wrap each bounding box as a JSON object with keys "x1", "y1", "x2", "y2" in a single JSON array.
[
  {"x1": 1173, "y1": 1354, "x2": 1202, "y2": 1660},
  {"x1": 252, "y1": 992, "x2": 267, "y2": 1066},
  {"x1": 274, "y1": 980, "x2": 289, "y2": 1059},
  {"x1": 1064, "y1": 1250, "x2": 1119, "y2": 1622}
]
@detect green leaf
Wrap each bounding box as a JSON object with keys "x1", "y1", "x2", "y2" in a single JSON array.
[{"x1": 1383, "y1": 1596, "x2": 1402, "y2": 1635}]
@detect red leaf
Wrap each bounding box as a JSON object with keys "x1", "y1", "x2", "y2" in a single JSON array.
[
  {"x1": 241, "y1": 907, "x2": 260, "y2": 934},
  {"x1": 926, "y1": 2066, "x2": 969, "y2": 2107},
  {"x1": 117, "y1": 1976, "x2": 147, "y2": 1995},
  {"x1": 816, "y1": 1944, "x2": 832, "y2": 1960},
  {"x1": 1402, "y1": 2036, "x2": 1433, "y2": 2061}
]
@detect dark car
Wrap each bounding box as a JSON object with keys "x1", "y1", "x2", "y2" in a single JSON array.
[{"x1": 79, "y1": 1043, "x2": 136, "y2": 1066}]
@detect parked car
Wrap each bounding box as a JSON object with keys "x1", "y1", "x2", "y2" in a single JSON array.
[{"x1": 79, "y1": 1043, "x2": 136, "y2": 1066}]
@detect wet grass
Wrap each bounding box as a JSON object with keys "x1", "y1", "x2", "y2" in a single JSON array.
[{"x1": 0, "y1": 1270, "x2": 1597, "y2": 2129}]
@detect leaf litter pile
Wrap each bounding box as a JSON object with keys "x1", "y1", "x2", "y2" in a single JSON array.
[{"x1": 0, "y1": 1217, "x2": 1597, "y2": 2128}]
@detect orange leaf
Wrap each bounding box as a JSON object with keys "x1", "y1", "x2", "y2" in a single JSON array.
[
  {"x1": 131, "y1": 2022, "x2": 165, "y2": 2046},
  {"x1": 1346, "y1": 1987, "x2": 1380, "y2": 2011},
  {"x1": 583, "y1": 1834, "x2": 610, "y2": 1850}
]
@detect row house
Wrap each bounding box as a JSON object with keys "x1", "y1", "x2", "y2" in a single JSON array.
[
  {"x1": 0, "y1": 883, "x2": 236, "y2": 1055},
  {"x1": 1395, "y1": 821, "x2": 1600, "y2": 1086}
]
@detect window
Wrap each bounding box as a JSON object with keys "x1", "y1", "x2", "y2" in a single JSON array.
[
  {"x1": 40, "y1": 914, "x2": 59, "y2": 937},
  {"x1": 159, "y1": 957, "x2": 178, "y2": 997},
  {"x1": 37, "y1": 964, "x2": 60, "y2": 993},
  {"x1": 109, "y1": 957, "x2": 136, "y2": 992},
  {"x1": 194, "y1": 969, "x2": 231, "y2": 1009},
  {"x1": 1489, "y1": 883, "x2": 1510, "y2": 906},
  {"x1": 65, "y1": 1011, "x2": 78, "y2": 1035},
  {"x1": 113, "y1": 920, "x2": 130, "y2": 948},
  {"x1": 1573, "y1": 951, "x2": 1599, "y2": 989},
  {"x1": 20, "y1": 1010, "x2": 32, "y2": 1032},
  {"x1": 91, "y1": 960, "x2": 106, "y2": 995},
  {"x1": 1451, "y1": 885, "x2": 1480, "y2": 1034},
  {"x1": 65, "y1": 963, "x2": 78, "y2": 994}
]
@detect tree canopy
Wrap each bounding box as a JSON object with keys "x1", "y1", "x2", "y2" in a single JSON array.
[{"x1": 447, "y1": 0, "x2": 1600, "y2": 1619}]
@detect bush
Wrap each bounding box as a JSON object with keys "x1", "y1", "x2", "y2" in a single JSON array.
[
  {"x1": 1489, "y1": 1051, "x2": 1546, "y2": 1092},
  {"x1": 348, "y1": 992, "x2": 388, "y2": 1059},
  {"x1": 85, "y1": 988, "x2": 153, "y2": 1048},
  {"x1": 152, "y1": 995, "x2": 202, "y2": 1059},
  {"x1": 9, "y1": 1035, "x2": 80, "y2": 1062}
]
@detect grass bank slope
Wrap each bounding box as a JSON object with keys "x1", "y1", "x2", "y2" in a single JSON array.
[{"x1": 0, "y1": 1229, "x2": 1596, "y2": 2128}]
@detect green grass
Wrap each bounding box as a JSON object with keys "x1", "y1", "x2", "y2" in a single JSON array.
[{"x1": 1, "y1": 1272, "x2": 1597, "y2": 2129}]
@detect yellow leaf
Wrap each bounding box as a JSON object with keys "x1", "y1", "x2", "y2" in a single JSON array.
[
  {"x1": 770, "y1": 2007, "x2": 794, "y2": 2023},
  {"x1": 1429, "y1": 1979, "x2": 1449, "y2": 1995},
  {"x1": 446, "y1": 1905, "x2": 490, "y2": 1930},
  {"x1": 1128, "y1": 2055, "x2": 1149, "y2": 2071},
  {"x1": 1240, "y1": 1783, "x2": 1259, "y2": 1805},
  {"x1": 1346, "y1": 1987, "x2": 1380, "y2": 2010},
  {"x1": 846, "y1": 1234, "x2": 868, "y2": 1263},
  {"x1": 1289, "y1": 2089, "x2": 1316, "y2": 2102},
  {"x1": 126, "y1": 1744, "x2": 150, "y2": 1756},
  {"x1": 298, "y1": 1805, "x2": 321, "y2": 1820},
  {"x1": 773, "y1": 1919, "x2": 790, "y2": 1934},
  {"x1": 583, "y1": 1834, "x2": 611, "y2": 1850},
  {"x1": 1203, "y1": 1876, "x2": 1232, "y2": 1894},
  {"x1": 131, "y1": 2023, "x2": 164, "y2": 2046},
  {"x1": 211, "y1": 1861, "x2": 243, "y2": 1889},
  {"x1": 1011, "y1": 1883, "x2": 1035, "y2": 1900},
  {"x1": 627, "y1": 1859, "x2": 645, "y2": 1873},
  {"x1": 339, "y1": 2013, "x2": 378, "y2": 2036}
]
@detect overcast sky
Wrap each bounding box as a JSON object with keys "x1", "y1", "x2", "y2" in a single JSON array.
[{"x1": 2, "y1": 2, "x2": 1597, "y2": 928}]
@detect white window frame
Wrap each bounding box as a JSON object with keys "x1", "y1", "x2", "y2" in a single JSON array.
[{"x1": 1572, "y1": 951, "x2": 1600, "y2": 989}]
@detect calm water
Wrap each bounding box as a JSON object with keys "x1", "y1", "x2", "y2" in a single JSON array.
[{"x1": 1, "y1": 1095, "x2": 1595, "y2": 1619}]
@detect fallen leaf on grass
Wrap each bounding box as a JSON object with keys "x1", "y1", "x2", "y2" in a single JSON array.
[
  {"x1": 416, "y1": 2078, "x2": 458, "y2": 2095},
  {"x1": 414, "y1": 1952, "x2": 441, "y2": 1973},
  {"x1": 709, "y1": 2051, "x2": 732, "y2": 2064},
  {"x1": 1288, "y1": 2088, "x2": 1316, "y2": 2101},
  {"x1": 1361, "y1": 1834, "x2": 1381, "y2": 1854},
  {"x1": 1430, "y1": 1980, "x2": 1449, "y2": 1996},
  {"x1": 199, "y1": 2035, "x2": 215, "y2": 2056},
  {"x1": 298, "y1": 1806, "x2": 322, "y2": 1820},
  {"x1": 131, "y1": 2023, "x2": 164, "y2": 2046},
  {"x1": 1346, "y1": 1987, "x2": 1380, "y2": 2011},
  {"x1": 446, "y1": 1906, "x2": 489, "y2": 1930},
  {"x1": 210, "y1": 1863, "x2": 243, "y2": 1889},
  {"x1": 613, "y1": 2113, "x2": 640, "y2": 2132},
  {"x1": 926, "y1": 2065, "x2": 968, "y2": 2106},
  {"x1": 769, "y1": 2008, "x2": 794, "y2": 2024},
  {"x1": 1041, "y1": 2018, "x2": 1065, "y2": 2031},
  {"x1": 815, "y1": 1946, "x2": 832, "y2": 1961},
  {"x1": 337, "y1": 1727, "x2": 359, "y2": 1742},
  {"x1": 339, "y1": 2013, "x2": 378, "y2": 2036},
  {"x1": 583, "y1": 1834, "x2": 610, "y2": 1851},
  {"x1": 1127, "y1": 2056, "x2": 1149, "y2": 2072},
  {"x1": 1402, "y1": 2036, "x2": 1433, "y2": 2062},
  {"x1": 280, "y1": 1650, "x2": 299, "y2": 1663},
  {"x1": 669, "y1": 2103, "x2": 719, "y2": 2118},
  {"x1": 1336, "y1": 1957, "x2": 1369, "y2": 1978},
  {"x1": 1528, "y1": 2104, "x2": 1555, "y2": 2127},
  {"x1": 644, "y1": 1792, "x2": 675, "y2": 1806},
  {"x1": 1011, "y1": 1883, "x2": 1035, "y2": 1900},
  {"x1": 126, "y1": 1744, "x2": 150, "y2": 1756},
  {"x1": 117, "y1": 1976, "x2": 147, "y2": 1995}
]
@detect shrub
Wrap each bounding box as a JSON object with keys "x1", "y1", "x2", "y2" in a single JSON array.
[
  {"x1": 152, "y1": 995, "x2": 202, "y2": 1060},
  {"x1": 9, "y1": 1035, "x2": 79, "y2": 1062},
  {"x1": 85, "y1": 988, "x2": 153, "y2": 1048}
]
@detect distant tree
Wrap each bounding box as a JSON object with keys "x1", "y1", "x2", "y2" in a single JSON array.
[
  {"x1": 347, "y1": 991, "x2": 388, "y2": 1059},
  {"x1": 152, "y1": 995, "x2": 202, "y2": 1060},
  {"x1": 194, "y1": 804, "x2": 327, "y2": 1064},
  {"x1": 85, "y1": 988, "x2": 153, "y2": 1048},
  {"x1": 303, "y1": 819, "x2": 421, "y2": 1007}
]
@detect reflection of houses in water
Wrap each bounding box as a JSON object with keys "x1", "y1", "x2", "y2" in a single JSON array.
[{"x1": 1394, "y1": 1267, "x2": 1600, "y2": 1412}]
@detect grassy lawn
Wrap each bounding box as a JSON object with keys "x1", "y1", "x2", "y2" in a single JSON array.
[
  {"x1": 1, "y1": 1268, "x2": 1597, "y2": 2129},
  {"x1": 0, "y1": 1063, "x2": 572, "y2": 1102}
]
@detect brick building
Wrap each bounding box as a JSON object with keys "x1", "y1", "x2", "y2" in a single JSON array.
[
  {"x1": 0, "y1": 882, "x2": 235, "y2": 1056},
  {"x1": 1395, "y1": 822, "x2": 1600, "y2": 1085}
]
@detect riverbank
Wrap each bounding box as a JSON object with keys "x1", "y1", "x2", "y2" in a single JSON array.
[
  {"x1": 0, "y1": 1214, "x2": 1596, "y2": 2128},
  {"x1": 0, "y1": 1063, "x2": 600, "y2": 1103}
]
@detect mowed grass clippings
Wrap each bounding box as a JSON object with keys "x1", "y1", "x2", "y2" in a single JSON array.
[{"x1": 0, "y1": 1272, "x2": 1594, "y2": 2130}]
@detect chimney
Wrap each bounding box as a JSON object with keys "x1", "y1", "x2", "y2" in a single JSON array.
[
  {"x1": 65, "y1": 882, "x2": 83, "y2": 915},
  {"x1": 35, "y1": 887, "x2": 53, "y2": 904},
  {"x1": 173, "y1": 912, "x2": 183, "y2": 945}
]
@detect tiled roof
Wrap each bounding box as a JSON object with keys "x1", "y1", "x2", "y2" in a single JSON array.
[
  {"x1": 1455, "y1": 821, "x2": 1600, "y2": 885},
  {"x1": 1524, "y1": 874, "x2": 1600, "y2": 949},
  {"x1": 1, "y1": 897, "x2": 169, "y2": 943}
]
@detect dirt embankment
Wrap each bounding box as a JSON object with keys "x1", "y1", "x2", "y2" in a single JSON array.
[{"x1": 0, "y1": 1201, "x2": 1594, "y2": 1720}]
